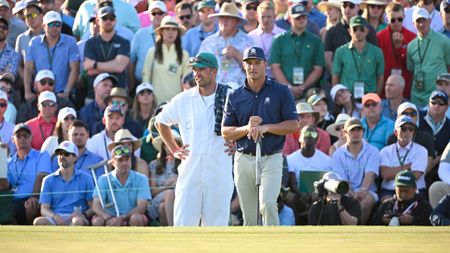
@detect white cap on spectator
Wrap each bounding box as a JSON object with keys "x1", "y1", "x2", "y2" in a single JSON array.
[
  {"x1": 149, "y1": 0, "x2": 167, "y2": 12},
  {"x1": 57, "y1": 107, "x2": 77, "y2": 122},
  {"x1": 43, "y1": 10, "x2": 62, "y2": 25},
  {"x1": 93, "y1": 73, "x2": 118, "y2": 88},
  {"x1": 35, "y1": 69, "x2": 55, "y2": 82},
  {"x1": 136, "y1": 83, "x2": 154, "y2": 95},
  {"x1": 55, "y1": 140, "x2": 79, "y2": 156},
  {"x1": 38, "y1": 91, "x2": 57, "y2": 104},
  {"x1": 340, "y1": 0, "x2": 361, "y2": 4},
  {"x1": 0, "y1": 90, "x2": 7, "y2": 101},
  {"x1": 413, "y1": 7, "x2": 430, "y2": 22},
  {"x1": 397, "y1": 102, "x2": 418, "y2": 115},
  {"x1": 330, "y1": 84, "x2": 349, "y2": 102}
]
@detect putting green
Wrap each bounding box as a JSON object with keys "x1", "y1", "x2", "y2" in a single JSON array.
[{"x1": 0, "y1": 226, "x2": 449, "y2": 253}]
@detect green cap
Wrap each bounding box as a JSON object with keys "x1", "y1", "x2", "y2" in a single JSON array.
[
  {"x1": 197, "y1": 0, "x2": 215, "y2": 11},
  {"x1": 394, "y1": 170, "x2": 416, "y2": 188},
  {"x1": 349, "y1": 15, "x2": 367, "y2": 27},
  {"x1": 189, "y1": 52, "x2": 218, "y2": 69}
]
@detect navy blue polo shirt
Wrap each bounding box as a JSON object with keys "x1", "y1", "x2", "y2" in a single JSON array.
[{"x1": 223, "y1": 78, "x2": 297, "y2": 155}]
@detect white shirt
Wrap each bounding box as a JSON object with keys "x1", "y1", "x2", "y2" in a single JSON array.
[
  {"x1": 286, "y1": 148, "x2": 331, "y2": 185},
  {"x1": 403, "y1": 6, "x2": 443, "y2": 34},
  {"x1": 86, "y1": 130, "x2": 112, "y2": 161},
  {"x1": 438, "y1": 143, "x2": 450, "y2": 185},
  {"x1": 380, "y1": 141, "x2": 428, "y2": 190}
]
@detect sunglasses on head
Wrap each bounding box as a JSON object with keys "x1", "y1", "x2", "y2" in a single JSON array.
[
  {"x1": 352, "y1": 26, "x2": 366, "y2": 32},
  {"x1": 40, "y1": 79, "x2": 54, "y2": 86},
  {"x1": 113, "y1": 146, "x2": 131, "y2": 156},
  {"x1": 151, "y1": 11, "x2": 165, "y2": 16},
  {"x1": 179, "y1": 14, "x2": 192, "y2": 20},
  {"x1": 26, "y1": 12, "x2": 39, "y2": 20},
  {"x1": 245, "y1": 4, "x2": 258, "y2": 11},
  {"x1": 41, "y1": 101, "x2": 56, "y2": 107},
  {"x1": 342, "y1": 2, "x2": 355, "y2": 9},
  {"x1": 47, "y1": 21, "x2": 62, "y2": 28},
  {"x1": 112, "y1": 100, "x2": 127, "y2": 107},
  {"x1": 101, "y1": 15, "x2": 116, "y2": 21},
  {"x1": 364, "y1": 102, "x2": 378, "y2": 108},
  {"x1": 401, "y1": 111, "x2": 417, "y2": 117},
  {"x1": 400, "y1": 125, "x2": 415, "y2": 132},
  {"x1": 368, "y1": 4, "x2": 383, "y2": 9},
  {"x1": 430, "y1": 100, "x2": 447, "y2": 106},
  {"x1": 390, "y1": 17, "x2": 404, "y2": 23},
  {"x1": 303, "y1": 130, "x2": 318, "y2": 138},
  {"x1": 57, "y1": 151, "x2": 73, "y2": 157},
  {"x1": 189, "y1": 55, "x2": 214, "y2": 66}
]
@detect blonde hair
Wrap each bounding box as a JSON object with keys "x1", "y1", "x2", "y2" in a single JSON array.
[{"x1": 257, "y1": 0, "x2": 275, "y2": 13}]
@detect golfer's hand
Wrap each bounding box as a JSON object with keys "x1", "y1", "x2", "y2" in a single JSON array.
[
  {"x1": 399, "y1": 213, "x2": 414, "y2": 225},
  {"x1": 249, "y1": 125, "x2": 268, "y2": 142},
  {"x1": 224, "y1": 140, "x2": 236, "y2": 156},
  {"x1": 170, "y1": 144, "x2": 190, "y2": 160},
  {"x1": 24, "y1": 196, "x2": 39, "y2": 209}
]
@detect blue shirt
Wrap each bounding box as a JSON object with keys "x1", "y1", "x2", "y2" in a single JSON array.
[
  {"x1": 182, "y1": 24, "x2": 218, "y2": 57},
  {"x1": 223, "y1": 78, "x2": 297, "y2": 155},
  {"x1": 7, "y1": 149, "x2": 52, "y2": 200},
  {"x1": 308, "y1": 8, "x2": 326, "y2": 30},
  {"x1": 381, "y1": 98, "x2": 408, "y2": 121},
  {"x1": 0, "y1": 43, "x2": 20, "y2": 75},
  {"x1": 130, "y1": 26, "x2": 156, "y2": 81},
  {"x1": 0, "y1": 119, "x2": 15, "y2": 156},
  {"x1": 26, "y1": 34, "x2": 80, "y2": 93},
  {"x1": 361, "y1": 115, "x2": 395, "y2": 150},
  {"x1": 93, "y1": 170, "x2": 151, "y2": 216},
  {"x1": 39, "y1": 169, "x2": 94, "y2": 214},
  {"x1": 51, "y1": 150, "x2": 104, "y2": 179},
  {"x1": 78, "y1": 101, "x2": 104, "y2": 135}
]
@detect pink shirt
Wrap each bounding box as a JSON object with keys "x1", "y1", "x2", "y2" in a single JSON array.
[
  {"x1": 138, "y1": 11, "x2": 177, "y2": 28},
  {"x1": 26, "y1": 115, "x2": 57, "y2": 150},
  {"x1": 282, "y1": 127, "x2": 331, "y2": 156}
]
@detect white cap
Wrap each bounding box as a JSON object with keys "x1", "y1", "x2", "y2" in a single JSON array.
[
  {"x1": 57, "y1": 107, "x2": 77, "y2": 122},
  {"x1": 0, "y1": 90, "x2": 7, "y2": 101},
  {"x1": 93, "y1": 73, "x2": 118, "y2": 88},
  {"x1": 340, "y1": 0, "x2": 361, "y2": 4},
  {"x1": 397, "y1": 102, "x2": 418, "y2": 115},
  {"x1": 149, "y1": 0, "x2": 167, "y2": 13},
  {"x1": 35, "y1": 69, "x2": 55, "y2": 82},
  {"x1": 136, "y1": 83, "x2": 154, "y2": 94},
  {"x1": 43, "y1": 10, "x2": 62, "y2": 25},
  {"x1": 330, "y1": 84, "x2": 349, "y2": 102},
  {"x1": 38, "y1": 91, "x2": 57, "y2": 104},
  {"x1": 413, "y1": 7, "x2": 430, "y2": 22},
  {"x1": 12, "y1": 0, "x2": 27, "y2": 15},
  {"x1": 55, "y1": 140, "x2": 79, "y2": 156}
]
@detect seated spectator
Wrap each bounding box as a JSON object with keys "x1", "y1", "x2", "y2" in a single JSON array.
[
  {"x1": 33, "y1": 141, "x2": 94, "y2": 226},
  {"x1": 435, "y1": 73, "x2": 450, "y2": 119},
  {"x1": 308, "y1": 171, "x2": 361, "y2": 225},
  {"x1": 307, "y1": 93, "x2": 335, "y2": 131},
  {"x1": 0, "y1": 90, "x2": 14, "y2": 154},
  {"x1": 130, "y1": 83, "x2": 157, "y2": 132},
  {"x1": 91, "y1": 144, "x2": 151, "y2": 226},
  {"x1": 379, "y1": 115, "x2": 428, "y2": 202},
  {"x1": 41, "y1": 107, "x2": 77, "y2": 156},
  {"x1": 278, "y1": 194, "x2": 296, "y2": 226},
  {"x1": 381, "y1": 74, "x2": 409, "y2": 121},
  {"x1": 430, "y1": 194, "x2": 450, "y2": 226},
  {"x1": 361, "y1": 93, "x2": 394, "y2": 150},
  {"x1": 326, "y1": 113, "x2": 351, "y2": 155},
  {"x1": 330, "y1": 84, "x2": 360, "y2": 118},
  {"x1": 0, "y1": 72, "x2": 17, "y2": 123},
  {"x1": 373, "y1": 170, "x2": 432, "y2": 226},
  {"x1": 429, "y1": 142, "x2": 450, "y2": 208}
]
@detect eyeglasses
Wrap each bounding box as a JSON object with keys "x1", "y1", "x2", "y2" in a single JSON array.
[
  {"x1": 294, "y1": 15, "x2": 307, "y2": 20},
  {"x1": 390, "y1": 17, "x2": 404, "y2": 23},
  {"x1": 57, "y1": 151, "x2": 73, "y2": 157},
  {"x1": 245, "y1": 4, "x2": 258, "y2": 11},
  {"x1": 40, "y1": 79, "x2": 54, "y2": 86},
  {"x1": 139, "y1": 89, "x2": 152, "y2": 95},
  {"x1": 101, "y1": 15, "x2": 116, "y2": 21},
  {"x1": 64, "y1": 115, "x2": 76, "y2": 121},
  {"x1": 15, "y1": 133, "x2": 31, "y2": 139},
  {"x1": 112, "y1": 100, "x2": 127, "y2": 107},
  {"x1": 368, "y1": 4, "x2": 384, "y2": 9},
  {"x1": 335, "y1": 126, "x2": 343, "y2": 131},
  {"x1": 349, "y1": 126, "x2": 363, "y2": 132},
  {"x1": 400, "y1": 125, "x2": 415, "y2": 132},
  {"x1": 364, "y1": 102, "x2": 378, "y2": 108},
  {"x1": 352, "y1": 26, "x2": 366, "y2": 33},
  {"x1": 26, "y1": 12, "x2": 39, "y2": 19},
  {"x1": 0, "y1": 102, "x2": 7, "y2": 108},
  {"x1": 47, "y1": 22, "x2": 62, "y2": 28},
  {"x1": 342, "y1": 2, "x2": 356, "y2": 9},
  {"x1": 303, "y1": 131, "x2": 318, "y2": 138},
  {"x1": 0, "y1": 25, "x2": 8, "y2": 30},
  {"x1": 41, "y1": 101, "x2": 56, "y2": 107},
  {"x1": 179, "y1": 14, "x2": 192, "y2": 20},
  {"x1": 113, "y1": 146, "x2": 131, "y2": 156},
  {"x1": 401, "y1": 111, "x2": 417, "y2": 117},
  {"x1": 151, "y1": 11, "x2": 165, "y2": 16},
  {"x1": 430, "y1": 100, "x2": 447, "y2": 106}
]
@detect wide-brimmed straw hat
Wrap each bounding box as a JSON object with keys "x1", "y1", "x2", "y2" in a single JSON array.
[
  {"x1": 295, "y1": 102, "x2": 320, "y2": 124},
  {"x1": 208, "y1": 2, "x2": 247, "y2": 25},
  {"x1": 154, "y1": 16, "x2": 185, "y2": 35},
  {"x1": 360, "y1": 0, "x2": 388, "y2": 9},
  {"x1": 108, "y1": 129, "x2": 141, "y2": 151},
  {"x1": 326, "y1": 113, "x2": 351, "y2": 137},
  {"x1": 318, "y1": 0, "x2": 341, "y2": 13}
]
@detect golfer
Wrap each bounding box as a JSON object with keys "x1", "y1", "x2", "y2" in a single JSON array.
[
  {"x1": 155, "y1": 52, "x2": 234, "y2": 226},
  {"x1": 222, "y1": 46, "x2": 298, "y2": 226}
]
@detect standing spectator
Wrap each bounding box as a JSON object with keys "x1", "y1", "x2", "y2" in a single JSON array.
[
  {"x1": 377, "y1": 2, "x2": 415, "y2": 99},
  {"x1": 33, "y1": 141, "x2": 94, "y2": 226},
  {"x1": 331, "y1": 117, "x2": 380, "y2": 224},
  {"x1": 222, "y1": 47, "x2": 298, "y2": 226},
  {"x1": 175, "y1": 2, "x2": 194, "y2": 31},
  {"x1": 332, "y1": 15, "x2": 384, "y2": 97},
  {"x1": 247, "y1": 0, "x2": 285, "y2": 78},
  {"x1": 37, "y1": 0, "x2": 73, "y2": 35},
  {"x1": 360, "y1": 93, "x2": 394, "y2": 150},
  {"x1": 270, "y1": 3, "x2": 325, "y2": 100},
  {"x1": 182, "y1": 0, "x2": 218, "y2": 57},
  {"x1": 441, "y1": 0, "x2": 450, "y2": 38},
  {"x1": 241, "y1": 0, "x2": 259, "y2": 33},
  {"x1": 24, "y1": 11, "x2": 79, "y2": 102},
  {"x1": 0, "y1": 90, "x2": 14, "y2": 153},
  {"x1": 155, "y1": 52, "x2": 235, "y2": 226},
  {"x1": 403, "y1": 0, "x2": 443, "y2": 34},
  {"x1": 274, "y1": 0, "x2": 320, "y2": 36},
  {"x1": 381, "y1": 74, "x2": 408, "y2": 121},
  {"x1": 7, "y1": 124, "x2": 51, "y2": 224},
  {"x1": 83, "y1": 6, "x2": 130, "y2": 100},
  {"x1": 130, "y1": 83, "x2": 156, "y2": 132},
  {"x1": 0, "y1": 72, "x2": 17, "y2": 123},
  {"x1": 317, "y1": 0, "x2": 342, "y2": 41},
  {"x1": 0, "y1": 0, "x2": 26, "y2": 47},
  {"x1": 406, "y1": 8, "x2": 450, "y2": 108},
  {"x1": 361, "y1": 0, "x2": 387, "y2": 32},
  {"x1": 199, "y1": 2, "x2": 254, "y2": 85},
  {"x1": 0, "y1": 15, "x2": 19, "y2": 75}
]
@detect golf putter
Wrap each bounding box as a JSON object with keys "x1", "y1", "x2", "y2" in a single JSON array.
[{"x1": 255, "y1": 137, "x2": 263, "y2": 226}]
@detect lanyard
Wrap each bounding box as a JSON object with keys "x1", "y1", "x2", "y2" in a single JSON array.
[
  {"x1": 396, "y1": 143, "x2": 412, "y2": 167},
  {"x1": 417, "y1": 38, "x2": 430, "y2": 67},
  {"x1": 39, "y1": 123, "x2": 54, "y2": 144},
  {"x1": 364, "y1": 121, "x2": 380, "y2": 143},
  {"x1": 351, "y1": 47, "x2": 367, "y2": 80},
  {"x1": 14, "y1": 156, "x2": 29, "y2": 186},
  {"x1": 290, "y1": 33, "x2": 304, "y2": 64},
  {"x1": 100, "y1": 39, "x2": 113, "y2": 60},
  {"x1": 46, "y1": 39, "x2": 59, "y2": 70}
]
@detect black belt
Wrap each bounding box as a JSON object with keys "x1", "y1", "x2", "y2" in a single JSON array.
[{"x1": 240, "y1": 150, "x2": 281, "y2": 156}]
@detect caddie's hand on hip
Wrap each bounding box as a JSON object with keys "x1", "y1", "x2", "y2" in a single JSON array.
[
  {"x1": 170, "y1": 144, "x2": 190, "y2": 160},
  {"x1": 224, "y1": 140, "x2": 236, "y2": 156}
]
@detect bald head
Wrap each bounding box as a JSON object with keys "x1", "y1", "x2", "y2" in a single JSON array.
[{"x1": 385, "y1": 74, "x2": 405, "y2": 99}]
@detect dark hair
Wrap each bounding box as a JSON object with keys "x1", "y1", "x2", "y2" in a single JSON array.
[
  {"x1": 332, "y1": 95, "x2": 358, "y2": 118},
  {"x1": 175, "y1": 2, "x2": 192, "y2": 13},
  {"x1": 69, "y1": 120, "x2": 89, "y2": 132},
  {"x1": 155, "y1": 143, "x2": 181, "y2": 175},
  {"x1": 154, "y1": 30, "x2": 183, "y2": 65}
]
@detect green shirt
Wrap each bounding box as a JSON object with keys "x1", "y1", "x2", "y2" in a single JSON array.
[
  {"x1": 269, "y1": 30, "x2": 325, "y2": 85},
  {"x1": 407, "y1": 30, "x2": 450, "y2": 106},
  {"x1": 332, "y1": 41, "x2": 385, "y2": 93}
]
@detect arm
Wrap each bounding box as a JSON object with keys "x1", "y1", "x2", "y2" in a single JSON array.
[
  {"x1": 40, "y1": 203, "x2": 65, "y2": 225},
  {"x1": 303, "y1": 66, "x2": 323, "y2": 90},
  {"x1": 96, "y1": 55, "x2": 130, "y2": 73},
  {"x1": 124, "y1": 199, "x2": 148, "y2": 220},
  {"x1": 23, "y1": 60, "x2": 36, "y2": 101},
  {"x1": 270, "y1": 63, "x2": 290, "y2": 85},
  {"x1": 331, "y1": 74, "x2": 340, "y2": 85},
  {"x1": 25, "y1": 173, "x2": 47, "y2": 210},
  {"x1": 325, "y1": 51, "x2": 334, "y2": 74},
  {"x1": 155, "y1": 122, "x2": 189, "y2": 159},
  {"x1": 250, "y1": 119, "x2": 298, "y2": 142},
  {"x1": 92, "y1": 197, "x2": 112, "y2": 219},
  {"x1": 376, "y1": 74, "x2": 384, "y2": 95},
  {"x1": 288, "y1": 172, "x2": 299, "y2": 194},
  {"x1": 61, "y1": 61, "x2": 80, "y2": 97},
  {"x1": 380, "y1": 164, "x2": 412, "y2": 180}
]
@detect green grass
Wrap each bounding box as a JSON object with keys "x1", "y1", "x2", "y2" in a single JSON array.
[{"x1": 0, "y1": 226, "x2": 449, "y2": 253}]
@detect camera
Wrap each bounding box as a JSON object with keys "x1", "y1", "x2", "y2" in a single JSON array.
[{"x1": 314, "y1": 179, "x2": 349, "y2": 198}]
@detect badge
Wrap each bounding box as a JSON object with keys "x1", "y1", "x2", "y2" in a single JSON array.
[
  {"x1": 353, "y1": 82, "x2": 365, "y2": 100},
  {"x1": 415, "y1": 70, "x2": 425, "y2": 91},
  {"x1": 391, "y1": 69, "x2": 402, "y2": 75},
  {"x1": 168, "y1": 64, "x2": 178, "y2": 75},
  {"x1": 293, "y1": 67, "x2": 304, "y2": 85},
  {"x1": 221, "y1": 58, "x2": 230, "y2": 71}
]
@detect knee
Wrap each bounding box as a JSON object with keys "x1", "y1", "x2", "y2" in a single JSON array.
[
  {"x1": 129, "y1": 213, "x2": 147, "y2": 226},
  {"x1": 33, "y1": 217, "x2": 52, "y2": 226},
  {"x1": 165, "y1": 189, "x2": 175, "y2": 200},
  {"x1": 71, "y1": 217, "x2": 88, "y2": 226},
  {"x1": 91, "y1": 216, "x2": 106, "y2": 226}
]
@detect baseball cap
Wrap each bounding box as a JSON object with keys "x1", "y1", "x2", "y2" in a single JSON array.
[
  {"x1": 93, "y1": 73, "x2": 118, "y2": 88},
  {"x1": 413, "y1": 7, "x2": 430, "y2": 22},
  {"x1": 149, "y1": 0, "x2": 167, "y2": 12},
  {"x1": 12, "y1": 0, "x2": 27, "y2": 15},
  {"x1": 136, "y1": 83, "x2": 154, "y2": 94},
  {"x1": 112, "y1": 144, "x2": 131, "y2": 159},
  {"x1": 98, "y1": 6, "x2": 115, "y2": 18},
  {"x1": 35, "y1": 69, "x2": 55, "y2": 82},
  {"x1": 362, "y1": 93, "x2": 381, "y2": 105},
  {"x1": 307, "y1": 94, "x2": 328, "y2": 106},
  {"x1": 57, "y1": 107, "x2": 77, "y2": 122},
  {"x1": 436, "y1": 73, "x2": 450, "y2": 83},
  {"x1": 395, "y1": 115, "x2": 415, "y2": 129},
  {"x1": 43, "y1": 10, "x2": 62, "y2": 24},
  {"x1": 344, "y1": 117, "x2": 363, "y2": 131},
  {"x1": 0, "y1": 0, "x2": 10, "y2": 9},
  {"x1": 104, "y1": 104, "x2": 124, "y2": 117},
  {"x1": 322, "y1": 171, "x2": 340, "y2": 181},
  {"x1": 397, "y1": 102, "x2": 418, "y2": 116},
  {"x1": 13, "y1": 123, "x2": 31, "y2": 135},
  {"x1": 38, "y1": 91, "x2": 57, "y2": 104},
  {"x1": 394, "y1": 170, "x2": 416, "y2": 188},
  {"x1": 197, "y1": 0, "x2": 215, "y2": 10},
  {"x1": 243, "y1": 47, "x2": 265, "y2": 61},
  {"x1": 0, "y1": 72, "x2": 15, "y2": 84},
  {"x1": 441, "y1": 0, "x2": 450, "y2": 12},
  {"x1": 349, "y1": 15, "x2": 367, "y2": 27},
  {"x1": 290, "y1": 3, "x2": 307, "y2": 18},
  {"x1": 430, "y1": 90, "x2": 448, "y2": 103},
  {"x1": 54, "y1": 140, "x2": 79, "y2": 156},
  {"x1": 330, "y1": 84, "x2": 348, "y2": 102},
  {"x1": 0, "y1": 90, "x2": 7, "y2": 102},
  {"x1": 189, "y1": 52, "x2": 218, "y2": 69}
]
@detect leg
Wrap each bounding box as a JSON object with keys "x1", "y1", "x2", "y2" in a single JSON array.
[
  {"x1": 173, "y1": 183, "x2": 202, "y2": 226},
  {"x1": 260, "y1": 153, "x2": 283, "y2": 226},
  {"x1": 71, "y1": 217, "x2": 89, "y2": 226},
  {"x1": 33, "y1": 216, "x2": 54, "y2": 226},
  {"x1": 360, "y1": 192, "x2": 376, "y2": 225},
  {"x1": 91, "y1": 215, "x2": 106, "y2": 226},
  {"x1": 429, "y1": 182, "x2": 450, "y2": 209},
  {"x1": 234, "y1": 153, "x2": 258, "y2": 226},
  {"x1": 129, "y1": 213, "x2": 148, "y2": 226},
  {"x1": 164, "y1": 189, "x2": 175, "y2": 226},
  {"x1": 25, "y1": 204, "x2": 40, "y2": 225},
  {"x1": 158, "y1": 202, "x2": 168, "y2": 226}
]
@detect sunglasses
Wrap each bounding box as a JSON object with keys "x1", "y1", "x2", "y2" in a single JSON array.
[
  {"x1": 47, "y1": 22, "x2": 62, "y2": 28},
  {"x1": 101, "y1": 15, "x2": 116, "y2": 21},
  {"x1": 41, "y1": 101, "x2": 56, "y2": 107},
  {"x1": 352, "y1": 26, "x2": 366, "y2": 32},
  {"x1": 113, "y1": 146, "x2": 131, "y2": 156},
  {"x1": 349, "y1": 126, "x2": 363, "y2": 132},
  {"x1": 335, "y1": 126, "x2": 343, "y2": 131},
  {"x1": 245, "y1": 4, "x2": 258, "y2": 11},
  {"x1": 64, "y1": 115, "x2": 76, "y2": 121},
  {"x1": 303, "y1": 131, "x2": 318, "y2": 138},
  {"x1": 0, "y1": 25, "x2": 8, "y2": 30},
  {"x1": 40, "y1": 79, "x2": 54, "y2": 86},
  {"x1": 179, "y1": 14, "x2": 192, "y2": 20},
  {"x1": 390, "y1": 17, "x2": 404, "y2": 23},
  {"x1": 342, "y1": 2, "x2": 355, "y2": 9},
  {"x1": 294, "y1": 15, "x2": 307, "y2": 20},
  {"x1": 368, "y1": 4, "x2": 384, "y2": 9},
  {"x1": 151, "y1": 11, "x2": 165, "y2": 16},
  {"x1": 401, "y1": 111, "x2": 417, "y2": 117},
  {"x1": 0, "y1": 102, "x2": 7, "y2": 108},
  {"x1": 364, "y1": 102, "x2": 378, "y2": 108},
  {"x1": 57, "y1": 151, "x2": 73, "y2": 157},
  {"x1": 112, "y1": 100, "x2": 127, "y2": 107},
  {"x1": 400, "y1": 125, "x2": 415, "y2": 132},
  {"x1": 430, "y1": 100, "x2": 447, "y2": 106},
  {"x1": 26, "y1": 12, "x2": 39, "y2": 20},
  {"x1": 15, "y1": 133, "x2": 31, "y2": 139}
]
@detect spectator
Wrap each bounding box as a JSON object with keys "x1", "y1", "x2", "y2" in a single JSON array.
[
  {"x1": 381, "y1": 74, "x2": 408, "y2": 120},
  {"x1": 37, "y1": 0, "x2": 73, "y2": 35},
  {"x1": 330, "y1": 84, "x2": 360, "y2": 118},
  {"x1": 379, "y1": 115, "x2": 428, "y2": 202},
  {"x1": 142, "y1": 15, "x2": 190, "y2": 104},
  {"x1": 403, "y1": 0, "x2": 443, "y2": 34},
  {"x1": 175, "y1": 2, "x2": 194, "y2": 31},
  {"x1": 429, "y1": 142, "x2": 450, "y2": 209},
  {"x1": 0, "y1": 90, "x2": 14, "y2": 153},
  {"x1": 274, "y1": 0, "x2": 320, "y2": 36},
  {"x1": 441, "y1": 0, "x2": 450, "y2": 38},
  {"x1": 361, "y1": 93, "x2": 394, "y2": 150},
  {"x1": 430, "y1": 193, "x2": 450, "y2": 226},
  {"x1": 373, "y1": 170, "x2": 432, "y2": 226},
  {"x1": 361, "y1": 0, "x2": 387, "y2": 32},
  {"x1": 79, "y1": 11, "x2": 133, "y2": 42},
  {"x1": 7, "y1": 123, "x2": 51, "y2": 224},
  {"x1": 377, "y1": 2, "x2": 415, "y2": 99},
  {"x1": 182, "y1": 0, "x2": 218, "y2": 57},
  {"x1": 0, "y1": 15, "x2": 19, "y2": 75},
  {"x1": 241, "y1": 0, "x2": 259, "y2": 33},
  {"x1": 270, "y1": 4, "x2": 325, "y2": 100},
  {"x1": 0, "y1": 0, "x2": 27, "y2": 47},
  {"x1": 406, "y1": 8, "x2": 450, "y2": 108},
  {"x1": 33, "y1": 141, "x2": 94, "y2": 226},
  {"x1": 130, "y1": 83, "x2": 156, "y2": 132},
  {"x1": 41, "y1": 107, "x2": 76, "y2": 156},
  {"x1": 278, "y1": 194, "x2": 296, "y2": 226},
  {"x1": 331, "y1": 117, "x2": 380, "y2": 224},
  {"x1": 0, "y1": 72, "x2": 17, "y2": 123},
  {"x1": 91, "y1": 144, "x2": 150, "y2": 226},
  {"x1": 326, "y1": 113, "x2": 351, "y2": 155},
  {"x1": 199, "y1": 2, "x2": 254, "y2": 85},
  {"x1": 24, "y1": 11, "x2": 79, "y2": 102},
  {"x1": 332, "y1": 15, "x2": 384, "y2": 97},
  {"x1": 317, "y1": 0, "x2": 342, "y2": 41},
  {"x1": 307, "y1": 93, "x2": 335, "y2": 131},
  {"x1": 247, "y1": 0, "x2": 285, "y2": 78},
  {"x1": 435, "y1": 73, "x2": 450, "y2": 119}
]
